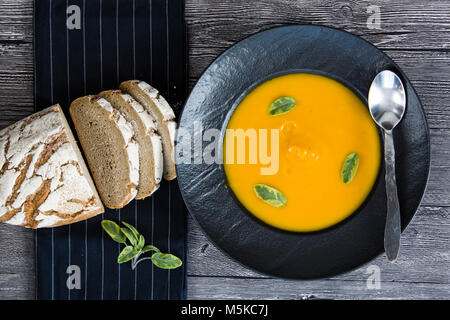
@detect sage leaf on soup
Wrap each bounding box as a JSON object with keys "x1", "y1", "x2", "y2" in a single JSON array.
[
  {"x1": 269, "y1": 97, "x2": 296, "y2": 116},
  {"x1": 117, "y1": 246, "x2": 139, "y2": 264},
  {"x1": 151, "y1": 252, "x2": 183, "y2": 269},
  {"x1": 101, "y1": 220, "x2": 126, "y2": 244},
  {"x1": 341, "y1": 152, "x2": 360, "y2": 184},
  {"x1": 254, "y1": 184, "x2": 287, "y2": 207}
]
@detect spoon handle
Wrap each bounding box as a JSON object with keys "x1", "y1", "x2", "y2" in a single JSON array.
[{"x1": 383, "y1": 130, "x2": 401, "y2": 262}]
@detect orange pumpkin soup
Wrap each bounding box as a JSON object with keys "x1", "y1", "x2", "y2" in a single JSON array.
[{"x1": 224, "y1": 73, "x2": 381, "y2": 232}]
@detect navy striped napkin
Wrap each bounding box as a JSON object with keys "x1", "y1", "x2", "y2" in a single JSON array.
[{"x1": 34, "y1": 0, "x2": 187, "y2": 300}]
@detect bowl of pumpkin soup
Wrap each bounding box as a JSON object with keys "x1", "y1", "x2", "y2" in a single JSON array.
[
  {"x1": 176, "y1": 25, "x2": 430, "y2": 278},
  {"x1": 223, "y1": 73, "x2": 381, "y2": 232}
]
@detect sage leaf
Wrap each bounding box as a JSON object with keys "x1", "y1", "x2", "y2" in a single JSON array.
[
  {"x1": 101, "y1": 220, "x2": 126, "y2": 243},
  {"x1": 253, "y1": 184, "x2": 287, "y2": 207},
  {"x1": 142, "y1": 245, "x2": 160, "y2": 254},
  {"x1": 101, "y1": 220, "x2": 182, "y2": 270},
  {"x1": 341, "y1": 152, "x2": 360, "y2": 184},
  {"x1": 121, "y1": 221, "x2": 140, "y2": 240},
  {"x1": 136, "y1": 235, "x2": 145, "y2": 251},
  {"x1": 269, "y1": 97, "x2": 296, "y2": 116},
  {"x1": 151, "y1": 252, "x2": 183, "y2": 269},
  {"x1": 117, "y1": 246, "x2": 139, "y2": 264},
  {"x1": 121, "y1": 227, "x2": 138, "y2": 246}
]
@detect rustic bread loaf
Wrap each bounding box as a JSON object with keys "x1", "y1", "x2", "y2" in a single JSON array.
[
  {"x1": 0, "y1": 105, "x2": 104, "y2": 228},
  {"x1": 70, "y1": 96, "x2": 140, "y2": 209},
  {"x1": 120, "y1": 80, "x2": 177, "y2": 180},
  {"x1": 98, "y1": 90, "x2": 163, "y2": 199}
]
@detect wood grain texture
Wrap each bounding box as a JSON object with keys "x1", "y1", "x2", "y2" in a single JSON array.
[
  {"x1": 0, "y1": 224, "x2": 34, "y2": 300},
  {"x1": 0, "y1": 0, "x2": 449, "y2": 300},
  {"x1": 187, "y1": 207, "x2": 450, "y2": 282},
  {"x1": 187, "y1": 277, "x2": 450, "y2": 300},
  {"x1": 185, "y1": 0, "x2": 450, "y2": 50}
]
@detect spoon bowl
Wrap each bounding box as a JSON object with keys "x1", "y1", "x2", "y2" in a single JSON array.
[{"x1": 368, "y1": 70, "x2": 406, "y2": 131}]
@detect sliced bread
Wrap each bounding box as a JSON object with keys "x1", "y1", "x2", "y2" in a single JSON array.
[
  {"x1": 0, "y1": 105, "x2": 104, "y2": 228},
  {"x1": 98, "y1": 90, "x2": 163, "y2": 199},
  {"x1": 70, "y1": 96, "x2": 140, "y2": 209},
  {"x1": 119, "y1": 80, "x2": 177, "y2": 180}
]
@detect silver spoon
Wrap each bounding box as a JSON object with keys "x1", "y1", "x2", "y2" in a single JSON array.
[{"x1": 368, "y1": 70, "x2": 406, "y2": 262}]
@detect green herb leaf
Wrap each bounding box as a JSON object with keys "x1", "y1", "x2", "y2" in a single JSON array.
[
  {"x1": 253, "y1": 184, "x2": 287, "y2": 207},
  {"x1": 269, "y1": 97, "x2": 296, "y2": 116},
  {"x1": 142, "y1": 245, "x2": 160, "y2": 254},
  {"x1": 136, "y1": 235, "x2": 145, "y2": 251},
  {"x1": 121, "y1": 221, "x2": 140, "y2": 240},
  {"x1": 151, "y1": 252, "x2": 183, "y2": 269},
  {"x1": 117, "y1": 246, "x2": 139, "y2": 264},
  {"x1": 101, "y1": 220, "x2": 126, "y2": 243},
  {"x1": 341, "y1": 152, "x2": 360, "y2": 184},
  {"x1": 121, "y1": 227, "x2": 138, "y2": 246},
  {"x1": 102, "y1": 220, "x2": 182, "y2": 270}
]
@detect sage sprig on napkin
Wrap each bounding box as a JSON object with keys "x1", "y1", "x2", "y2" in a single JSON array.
[{"x1": 101, "y1": 220, "x2": 182, "y2": 270}]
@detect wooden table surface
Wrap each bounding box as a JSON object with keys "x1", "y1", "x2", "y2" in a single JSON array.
[{"x1": 0, "y1": 0, "x2": 449, "y2": 300}]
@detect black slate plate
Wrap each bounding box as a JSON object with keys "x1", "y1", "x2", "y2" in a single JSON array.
[{"x1": 177, "y1": 25, "x2": 430, "y2": 279}]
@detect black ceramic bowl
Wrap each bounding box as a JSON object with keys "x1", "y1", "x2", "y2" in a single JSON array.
[{"x1": 176, "y1": 25, "x2": 430, "y2": 279}]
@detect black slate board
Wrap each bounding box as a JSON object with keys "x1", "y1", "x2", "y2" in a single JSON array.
[
  {"x1": 177, "y1": 25, "x2": 430, "y2": 279},
  {"x1": 34, "y1": 0, "x2": 187, "y2": 300}
]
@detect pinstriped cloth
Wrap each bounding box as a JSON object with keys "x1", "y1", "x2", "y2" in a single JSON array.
[{"x1": 34, "y1": 0, "x2": 187, "y2": 300}]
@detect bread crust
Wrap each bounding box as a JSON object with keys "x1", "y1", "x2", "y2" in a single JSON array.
[
  {"x1": 120, "y1": 80, "x2": 177, "y2": 180},
  {"x1": 0, "y1": 104, "x2": 104, "y2": 228},
  {"x1": 98, "y1": 90, "x2": 163, "y2": 199}
]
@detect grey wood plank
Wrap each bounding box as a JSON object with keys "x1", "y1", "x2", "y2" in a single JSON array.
[
  {"x1": 0, "y1": 273, "x2": 34, "y2": 300},
  {"x1": 187, "y1": 206, "x2": 450, "y2": 282},
  {"x1": 185, "y1": 0, "x2": 450, "y2": 50},
  {"x1": 0, "y1": 0, "x2": 33, "y2": 42},
  {"x1": 0, "y1": 42, "x2": 34, "y2": 127},
  {"x1": 0, "y1": 224, "x2": 34, "y2": 300},
  {"x1": 187, "y1": 276, "x2": 450, "y2": 300}
]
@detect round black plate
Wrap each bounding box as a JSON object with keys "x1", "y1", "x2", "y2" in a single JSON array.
[{"x1": 177, "y1": 25, "x2": 430, "y2": 279}]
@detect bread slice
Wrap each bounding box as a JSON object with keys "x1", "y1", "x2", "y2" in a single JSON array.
[
  {"x1": 70, "y1": 96, "x2": 140, "y2": 209},
  {"x1": 0, "y1": 105, "x2": 104, "y2": 228},
  {"x1": 119, "y1": 80, "x2": 177, "y2": 180},
  {"x1": 98, "y1": 90, "x2": 163, "y2": 199}
]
